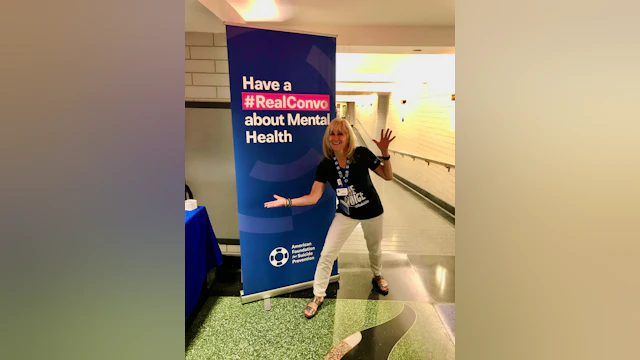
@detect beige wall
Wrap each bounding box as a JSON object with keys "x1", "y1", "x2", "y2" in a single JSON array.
[
  {"x1": 185, "y1": 32, "x2": 238, "y2": 254},
  {"x1": 185, "y1": 107, "x2": 241, "y2": 254},
  {"x1": 185, "y1": 32, "x2": 230, "y2": 102}
]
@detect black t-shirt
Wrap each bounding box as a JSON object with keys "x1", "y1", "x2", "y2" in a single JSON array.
[{"x1": 315, "y1": 146, "x2": 384, "y2": 220}]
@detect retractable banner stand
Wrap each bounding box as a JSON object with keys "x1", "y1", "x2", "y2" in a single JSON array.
[{"x1": 225, "y1": 24, "x2": 338, "y2": 303}]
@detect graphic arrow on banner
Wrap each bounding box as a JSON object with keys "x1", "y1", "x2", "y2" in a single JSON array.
[
  {"x1": 237, "y1": 213, "x2": 293, "y2": 234},
  {"x1": 306, "y1": 45, "x2": 334, "y2": 87},
  {"x1": 249, "y1": 148, "x2": 323, "y2": 182}
]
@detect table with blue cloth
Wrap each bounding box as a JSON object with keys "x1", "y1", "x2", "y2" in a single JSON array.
[{"x1": 185, "y1": 206, "x2": 223, "y2": 319}]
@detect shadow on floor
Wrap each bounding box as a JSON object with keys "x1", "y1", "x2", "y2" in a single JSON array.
[{"x1": 204, "y1": 253, "x2": 455, "y2": 303}]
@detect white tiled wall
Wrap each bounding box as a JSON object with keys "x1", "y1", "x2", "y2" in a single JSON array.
[
  {"x1": 355, "y1": 84, "x2": 456, "y2": 207},
  {"x1": 185, "y1": 32, "x2": 230, "y2": 102}
]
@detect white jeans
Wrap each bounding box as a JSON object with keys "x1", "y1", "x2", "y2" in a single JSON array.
[{"x1": 313, "y1": 212, "x2": 384, "y2": 297}]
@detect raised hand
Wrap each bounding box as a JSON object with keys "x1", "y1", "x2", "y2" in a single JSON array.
[
  {"x1": 372, "y1": 128, "x2": 396, "y2": 155},
  {"x1": 264, "y1": 194, "x2": 286, "y2": 208}
]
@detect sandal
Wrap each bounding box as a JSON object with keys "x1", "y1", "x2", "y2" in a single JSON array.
[
  {"x1": 304, "y1": 297, "x2": 324, "y2": 319},
  {"x1": 372, "y1": 275, "x2": 390, "y2": 295}
]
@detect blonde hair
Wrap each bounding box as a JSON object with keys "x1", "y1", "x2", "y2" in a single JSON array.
[{"x1": 322, "y1": 118, "x2": 358, "y2": 161}]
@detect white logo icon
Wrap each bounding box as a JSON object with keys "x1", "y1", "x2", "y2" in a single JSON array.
[{"x1": 269, "y1": 247, "x2": 290, "y2": 267}]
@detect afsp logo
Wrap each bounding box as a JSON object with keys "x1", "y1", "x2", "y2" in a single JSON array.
[{"x1": 269, "y1": 247, "x2": 289, "y2": 267}]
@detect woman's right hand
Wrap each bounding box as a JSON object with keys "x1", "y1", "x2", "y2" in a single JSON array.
[{"x1": 264, "y1": 194, "x2": 287, "y2": 208}]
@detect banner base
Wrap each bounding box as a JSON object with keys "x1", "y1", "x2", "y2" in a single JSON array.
[{"x1": 240, "y1": 275, "x2": 340, "y2": 305}]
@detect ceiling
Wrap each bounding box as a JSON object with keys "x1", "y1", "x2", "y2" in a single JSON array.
[
  {"x1": 336, "y1": 53, "x2": 454, "y2": 82},
  {"x1": 223, "y1": 0, "x2": 454, "y2": 26},
  {"x1": 186, "y1": 0, "x2": 455, "y2": 53}
]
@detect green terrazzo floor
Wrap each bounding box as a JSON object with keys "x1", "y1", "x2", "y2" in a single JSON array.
[{"x1": 186, "y1": 296, "x2": 454, "y2": 360}]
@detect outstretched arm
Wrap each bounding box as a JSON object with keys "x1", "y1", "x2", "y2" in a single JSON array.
[{"x1": 264, "y1": 181, "x2": 326, "y2": 208}]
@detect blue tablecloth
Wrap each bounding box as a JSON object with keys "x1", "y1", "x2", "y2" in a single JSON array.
[{"x1": 186, "y1": 206, "x2": 223, "y2": 318}]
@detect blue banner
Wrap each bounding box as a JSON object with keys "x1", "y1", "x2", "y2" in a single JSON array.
[{"x1": 226, "y1": 25, "x2": 337, "y2": 299}]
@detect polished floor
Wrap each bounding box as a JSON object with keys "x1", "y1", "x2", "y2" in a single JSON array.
[
  {"x1": 186, "y1": 177, "x2": 455, "y2": 359},
  {"x1": 342, "y1": 173, "x2": 455, "y2": 256}
]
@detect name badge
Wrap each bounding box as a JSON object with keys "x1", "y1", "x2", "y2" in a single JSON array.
[
  {"x1": 337, "y1": 188, "x2": 348, "y2": 196},
  {"x1": 337, "y1": 179, "x2": 342, "y2": 187},
  {"x1": 339, "y1": 199, "x2": 350, "y2": 215}
]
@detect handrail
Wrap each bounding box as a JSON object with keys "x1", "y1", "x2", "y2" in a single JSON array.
[
  {"x1": 387, "y1": 149, "x2": 455, "y2": 172},
  {"x1": 355, "y1": 119, "x2": 455, "y2": 172}
]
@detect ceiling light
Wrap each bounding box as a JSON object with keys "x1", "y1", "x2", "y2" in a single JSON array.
[{"x1": 230, "y1": 0, "x2": 281, "y2": 22}]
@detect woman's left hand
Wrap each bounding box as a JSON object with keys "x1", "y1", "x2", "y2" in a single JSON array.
[{"x1": 373, "y1": 128, "x2": 396, "y2": 155}]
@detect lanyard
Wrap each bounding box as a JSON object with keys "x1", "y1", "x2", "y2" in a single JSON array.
[{"x1": 333, "y1": 156, "x2": 350, "y2": 184}]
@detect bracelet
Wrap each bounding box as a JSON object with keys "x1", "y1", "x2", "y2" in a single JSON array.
[
  {"x1": 286, "y1": 198, "x2": 292, "y2": 207},
  {"x1": 381, "y1": 155, "x2": 391, "y2": 160}
]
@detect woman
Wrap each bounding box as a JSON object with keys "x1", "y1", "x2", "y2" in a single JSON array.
[{"x1": 264, "y1": 118, "x2": 396, "y2": 318}]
